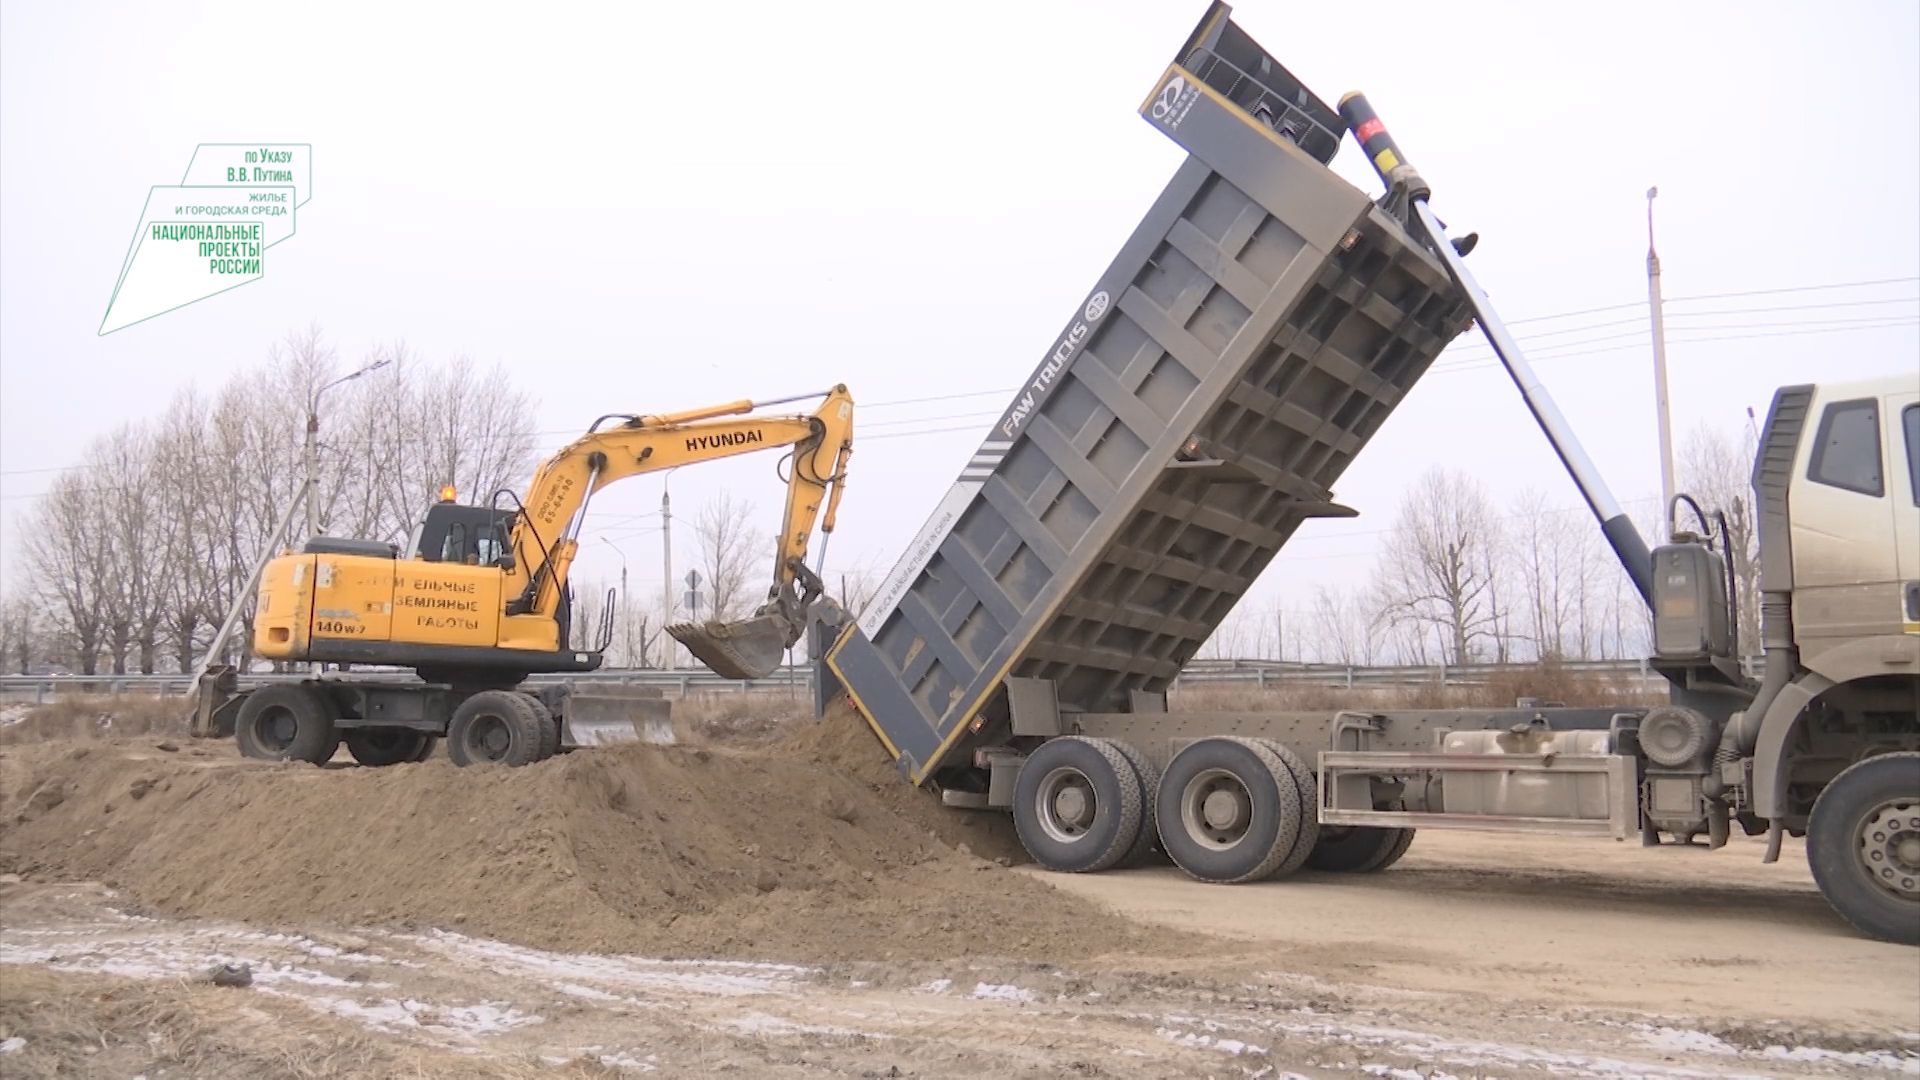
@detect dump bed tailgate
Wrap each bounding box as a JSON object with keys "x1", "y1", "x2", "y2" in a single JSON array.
[{"x1": 828, "y1": 4, "x2": 1471, "y2": 784}]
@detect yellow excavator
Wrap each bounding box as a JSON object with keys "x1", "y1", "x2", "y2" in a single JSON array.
[{"x1": 195, "y1": 386, "x2": 853, "y2": 767}]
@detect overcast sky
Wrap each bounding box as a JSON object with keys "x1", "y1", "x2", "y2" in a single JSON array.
[{"x1": 2, "y1": 1, "x2": 1916, "y2": 621}]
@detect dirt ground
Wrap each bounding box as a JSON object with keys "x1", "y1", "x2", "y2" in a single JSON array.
[{"x1": 1, "y1": 702, "x2": 1916, "y2": 1078}]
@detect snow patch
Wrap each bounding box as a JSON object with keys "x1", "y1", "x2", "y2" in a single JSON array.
[
  {"x1": 970, "y1": 981, "x2": 1036, "y2": 1003},
  {"x1": 414, "y1": 930, "x2": 813, "y2": 998},
  {"x1": 724, "y1": 1011, "x2": 874, "y2": 1038},
  {"x1": 1635, "y1": 1026, "x2": 1738, "y2": 1056}
]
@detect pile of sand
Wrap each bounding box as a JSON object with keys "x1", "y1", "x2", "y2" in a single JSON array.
[{"x1": 0, "y1": 705, "x2": 1179, "y2": 964}]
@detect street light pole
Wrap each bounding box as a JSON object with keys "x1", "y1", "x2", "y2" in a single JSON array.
[
  {"x1": 1646, "y1": 186, "x2": 1676, "y2": 533},
  {"x1": 304, "y1": 357, "x2": 393, "y2": 540}
]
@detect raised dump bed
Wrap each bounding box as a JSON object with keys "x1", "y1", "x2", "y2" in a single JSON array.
[{"x1": 826, "y1": 3, "x2": 1472, "y2": 786}]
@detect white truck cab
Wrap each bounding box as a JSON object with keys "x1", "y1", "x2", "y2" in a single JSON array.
[{"x1": 1787, "y1": 377, "x2": 1920, "y2": 662}]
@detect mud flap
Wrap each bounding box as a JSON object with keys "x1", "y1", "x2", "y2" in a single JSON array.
[{"x1": 668, "y1": 613, "x2": 794, "y2": 680}]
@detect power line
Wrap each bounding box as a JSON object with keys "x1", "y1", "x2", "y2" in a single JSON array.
[
  {"x1": 1441, "y1": 310, "x2": 1919, "y2": 359},
  {"x1": 1667, "y1": 296, "x2": 1919, "y2": 318},
  {"x1": 7, "y1": 275, "x2": 1916, "y2": 485},
  {"x1": 1433, "y1": 317, "x2": 1920, "y2": 376},
  {"x1": 1669, "y1": 275, "x2": 1919, "y2": 303}
]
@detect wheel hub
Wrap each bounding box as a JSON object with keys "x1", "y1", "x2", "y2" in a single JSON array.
[
  {"x1": 1053, "y1": 786, "x2": 1091, "y2": 827},
  {"x1": 1858, "y1": 798, "x2": 1920, "y2": 900},
  {"x1": 262, "y1": 709, "x2": 296, "y2": 750},
  {"x1": 466, "y1": 716, "x2": 511, "y2": 760},
  {"x1": 1182, "y1": 769, "x2": 1252, "y2": 850},
  {"x1": 1036, "y1": 767, "x2": 1097, "y2": 844},
  {"x1": 1202, "y1": 789, "x2": 1247, "y2": 830}
]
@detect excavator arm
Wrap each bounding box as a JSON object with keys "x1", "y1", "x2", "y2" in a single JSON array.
[{"x1": 496, "y1": 385, "x2": 854, "y2": 677}]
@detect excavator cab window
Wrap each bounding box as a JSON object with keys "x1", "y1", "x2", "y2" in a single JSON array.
[{"x1": 415, "y1": 503, "x2": 516, "y2": 567}]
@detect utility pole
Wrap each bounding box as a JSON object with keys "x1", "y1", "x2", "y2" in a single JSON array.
[
  {"x1": 304, "y1": 357, "x2": 392, "y2": 540},
  {"x1": 1646, "y1": 186, "x2": 1676, "y2": 532},
  {"x1": 660, "y1": 471, "x2": 676, "y2": 671}
]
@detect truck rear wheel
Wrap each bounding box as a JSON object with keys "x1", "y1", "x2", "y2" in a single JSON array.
[
  {"x1": 235, "y1": 686, "x2": 337, "y2": 765},
  {"x1": 1307, "y1": 825, "x2": 1416, "y2": 873},
  {"x1": 1807, "y1": 751, "x2": 1920, "y2": 945},
  {"x1": 1012, "y1": 736, "x2": 1144, "y2": 873},
  {"x1": 1109, "y1": 740, "x2": 1162, "y2": 868},
  {"x1": 447, "y1": 690, "x2": 546, "y2": 767},
  {"x1": 344, "y1": 728, "x2": 431, "y2": 767},
  {"x1": 1156, "y1": 736, "x2": 1305, "y2": 884},
  {"x1": 1251, "y1": 738, "x2": 1319, "y2": 878}
]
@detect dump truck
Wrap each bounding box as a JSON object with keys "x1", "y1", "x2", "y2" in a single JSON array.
[{"x1": 823, "y1": 3, "x2": 1919, "y2": 944}]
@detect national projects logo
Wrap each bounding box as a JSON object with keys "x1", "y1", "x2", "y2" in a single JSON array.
[{"x1": 100, "y1": 143, "x2": 311, "y2": 334}]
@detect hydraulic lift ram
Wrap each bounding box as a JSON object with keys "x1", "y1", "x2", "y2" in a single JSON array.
[{"x1": 1337, "y1": 92, "x2": 1656, "y2": 605}]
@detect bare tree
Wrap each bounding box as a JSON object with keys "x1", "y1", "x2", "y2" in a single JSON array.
[
  {"x1": 5, "y1": 328, "x2": 541, "y2": 676},
  {"x1": 1372, "y1": 467, "x2": 1507, "y2": 665},
  {"x1": 20, "y1": 474, "x2": 113, "y2": 674},
  {"x1": 694, "y1": 493, "x2": 765, "y2": 620},
  {"x1": 834, "y1": 563, "x2": 883, "y2": 620},
  {"x1": 0, "y1": 592, "x2": 36, "y2": 673},
  {"x1": 1195, "y1": 605, "x2": 1254, "y2": 660},
  {"x1": 1308, "y1": 586, "x2": 1378, "y2": 666},
  {"x1": 1679, "y1": 421, "x2": 1761, "y2": 655},
  {"x1": 1509, "y1": 489, "x2": 1607, "y2": 660}
]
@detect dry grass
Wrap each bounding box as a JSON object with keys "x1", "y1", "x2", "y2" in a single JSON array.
[
  {"x1": 0, "y1": 695, "x2": 191, "y2": 745},
  {"x1": 671, "y1": 691, "x2": 811, "y2": 744},
  {"x1": 0, "y1": 967, "x2": 617, "y2": 1079}
]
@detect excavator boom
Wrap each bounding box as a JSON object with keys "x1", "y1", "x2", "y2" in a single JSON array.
[
  {"x1": 503, "y1": 385, "x2": 855, "y2": 678},
  {"x1": 249, "y1": 385, "x2": 853, "y2": 684}
]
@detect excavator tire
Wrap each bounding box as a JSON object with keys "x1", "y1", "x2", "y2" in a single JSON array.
[
  {"x1": 447, "y1": 690, "x2": 546, "y2": 768},
  {"x1": 517, "y1": 693, "x2": 559, "y2": 760},
  {"x1": 344, "y1": 728, "x2": 432, "y2": 767},
  {"x1": 234, "y1": 685, "x2": 337, "y2": 765}
]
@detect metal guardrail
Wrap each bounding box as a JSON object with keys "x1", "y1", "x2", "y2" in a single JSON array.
[{"x1": 0, "y1": 656, "x2": 1736, "y2": 705}]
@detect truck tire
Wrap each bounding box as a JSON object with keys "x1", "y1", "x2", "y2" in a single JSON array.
[
  {"x1": 1109, "y1": 740, "x2": 1162, "y2": 868},
  {"x1": 1806, "y1": 751, "x2": 1920, "y2": 945},
  {"x1": 1250, "y1": 738, "x2": 1319, "y2": 878},
  {"x1": 234, "y1": 685, "x2": 337, "y2": 765},
  {"x1": 410, "y1": 735, "x2": 440, "y2": 762},
  {"x1": 447, "y1": 690, "x2": 546, "y2": 767},
  {"x1": 1012, "y1": 736, "x2": 1144, "y2": 873},
  {"x1": 1156, "y1": 736, "x2": 1302, "y2": 884},
  {"x1": 344, "y1": 728, "x2": 431, "y2": 767},
  {"x1": 518, "y1": 693, "x2": 559, "y2": 760},
  {"x1": 1308, "y1": 825, "x2": 1415, "y2": 873}
]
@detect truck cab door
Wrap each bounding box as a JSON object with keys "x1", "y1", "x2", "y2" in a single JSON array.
[
  {"x1": 1790, "y1": 392, "x2": 1901, "y2": 652},
  {"x1": 1891, "y1": 392, "x2": 1920, "y2": 634}
]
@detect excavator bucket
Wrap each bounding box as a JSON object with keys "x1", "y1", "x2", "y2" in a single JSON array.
[{"x1": 668, "y1": 612, "x2": 796, "y2": 680}]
